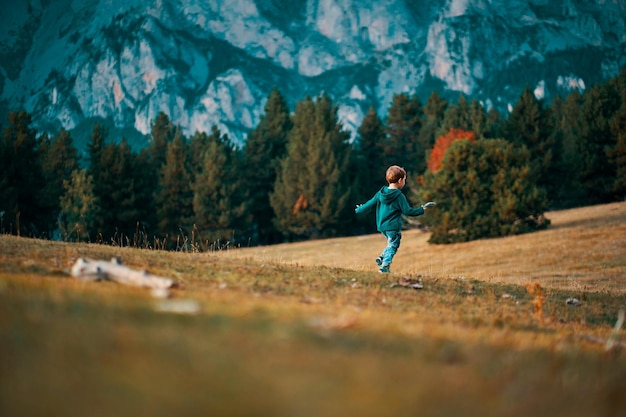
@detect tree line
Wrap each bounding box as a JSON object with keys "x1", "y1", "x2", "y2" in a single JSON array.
[{"x1": 1, "y1": 67, "x2": 625, "y2": 248}]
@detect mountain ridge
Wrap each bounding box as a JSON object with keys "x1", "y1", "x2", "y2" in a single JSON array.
[{"x1": 1, "y1": 0, "x2": 624, "y2": 147}]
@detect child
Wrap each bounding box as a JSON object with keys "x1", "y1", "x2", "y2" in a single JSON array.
[{"x1": 355, "y1": 165, "x2": 434, "y2": 273}]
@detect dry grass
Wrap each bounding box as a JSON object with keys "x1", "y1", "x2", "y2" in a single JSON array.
[
  {"x1": 1, "y1": 202, "x2": 626, "y2": 417},
  {"x1": 223, "y1": 201, "x2": 626, "y2": 293}
]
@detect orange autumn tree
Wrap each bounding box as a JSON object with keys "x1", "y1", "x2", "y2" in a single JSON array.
[{"x1": 427, "y1": 128, "x2": 475, "y2": 173}]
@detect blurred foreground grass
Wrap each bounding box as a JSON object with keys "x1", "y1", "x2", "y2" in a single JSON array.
[{"x1": 1, "y1": 203, "x2": 626, "y2": 417}]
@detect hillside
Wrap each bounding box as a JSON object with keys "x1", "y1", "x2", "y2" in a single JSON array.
[
  {"x1": 223, "y1": 201, "x2": 626, "y2": 294},
  {"x1": 0, "y1": 202, "x2": 625, "y2": 417}
]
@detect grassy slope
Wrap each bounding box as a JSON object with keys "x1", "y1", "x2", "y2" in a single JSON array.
[
  {"x1": 0, "y1": 202, "x2": 625, "y2": 417},
  {"x1": 225, "y1": 201, "x2": 626, "y2": 293}
]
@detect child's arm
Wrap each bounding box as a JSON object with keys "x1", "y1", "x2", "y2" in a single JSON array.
[
  {"x1": 397, "y1": 194, "x2": 425, "y2": 216},
  {"x1": 355, "y1": 193, "x2": 378, "y2": 214}
]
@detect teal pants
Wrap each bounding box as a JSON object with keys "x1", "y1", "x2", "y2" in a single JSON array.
[{"x1": 380, "y1": 231, "x2": 401, "y2": 267}]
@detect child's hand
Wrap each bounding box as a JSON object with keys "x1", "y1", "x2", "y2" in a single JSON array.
[{"x1": 422, "y1": 201, "x2": 436, "y2": 209}]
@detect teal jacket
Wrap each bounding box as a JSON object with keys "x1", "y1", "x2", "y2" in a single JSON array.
[{"x1": 355, "y1": 187, "x2": 424, "y2": 232}]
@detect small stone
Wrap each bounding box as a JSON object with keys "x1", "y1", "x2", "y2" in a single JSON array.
[{"x1": 566, "y1": 297, "x2": 581, "y2": 306}]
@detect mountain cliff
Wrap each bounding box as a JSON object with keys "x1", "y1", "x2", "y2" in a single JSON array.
[{"x1": 1, "y1": 0, "x2": 624, "y2": 147}]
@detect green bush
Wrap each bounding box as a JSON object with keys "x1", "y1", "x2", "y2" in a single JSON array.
[{"x1": 416, "y1": 138, "x2": 550, "y2": 243}]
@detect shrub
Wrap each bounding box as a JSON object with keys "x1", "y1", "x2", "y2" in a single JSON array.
[{"x1": 416, "y1": 138, "x2": 549, "y2": 243}]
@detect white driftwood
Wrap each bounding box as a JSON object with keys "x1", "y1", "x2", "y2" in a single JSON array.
[
  {"x1": 577, "y1": 309, "x2": 625, "y2": 351},
  {"x1": 70, "y1": 257, "x2": 175, "y2": 290}
]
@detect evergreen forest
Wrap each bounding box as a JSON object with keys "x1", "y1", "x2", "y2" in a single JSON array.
[{"x1": 1, "y1": 68, "x2": 625, "y2": 249}]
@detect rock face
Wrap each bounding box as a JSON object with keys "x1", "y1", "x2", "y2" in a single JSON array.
[{"x1": 0, "y1": 0, "x2": 624, "y2": 147}]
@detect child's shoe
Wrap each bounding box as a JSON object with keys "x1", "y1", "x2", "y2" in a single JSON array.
[{"x1": 378, "y1": 266, "x2": 391, "y2": 273}]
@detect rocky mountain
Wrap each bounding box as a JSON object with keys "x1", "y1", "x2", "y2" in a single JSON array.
[{"x1": 0, "y1": 0, "x2": 624, "y2": 149}]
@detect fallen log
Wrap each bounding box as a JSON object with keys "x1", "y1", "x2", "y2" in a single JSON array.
[{"x1": 70, "y1": 257, "x2": 175, "y2": 294}]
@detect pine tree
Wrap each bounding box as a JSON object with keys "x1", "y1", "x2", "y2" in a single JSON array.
[
  {"x1": 92, "y1": 139, "x2": 142, "y2": 242},
  {"x1": 551, "y1": 91, "x2": 586, "y2": 207},
  {"x1": 608, "y1": 99, "x2": 626, "y2": 200},
  {"x1": 270, "y1": 93, "x2": 353, "y2": 239},
  {"x1": 185, "y1": 128, "x2": 221, "y2": 247},
  {"x1": 354, "y1": 107, "x2": 386, "y2": 234},
  {"x1": 38, "y1": 128, "x2": 79, "y2": 236},
  {"x1": 356, "y1": 106, "x2": 386, "y2": 196},
  {"x1": 138, "y1": 112, "x2": 180, "y2": 234},
  {"x1": 577, "y1": 85, "x2": 621, "y2": 204},
  {"x1": 503, "y1": 87, "x2": 558, "y2": 206},
  {"x1": 438, "y1": 94, "x2": 472, "y2": 137},
  {"x1": 545, "y1": 95, "x2": 567, "y2": 208},
  {"x1": 155, "y1": 135, "x2": 194, "y2": 247},
  {"x1": 419, "y1": 91, "x2": 448, "y2": 160},
  {"x1": 149, "y1": 112, "x2": 177, "y2": 170},
  {"x1": 384, "y1": 93, "x2": 425, "y2": 174},
  {"x1": 86, "y1": 123, "x2": 108, "y2": 239},
  {"x1": 468, "y1": 98, "x2": 492, "y2": 138},
  {"x1": 607, "y1": 67, "x2": 626, "y2": 200},
  {"x1": 59, "y1": 168, "x2": 99, "y2": 241},
  {"x1": 132, "y1": 149, "x2": 158, "y2": 240},
  {"x1": 0, "y1": 111, "x2": 46, "y2": 236},
  {"x1": 610, "y1": 66, "x2": 626, "y2": 99},
  {"x1": 0, "y1": 117, "x2": 13, "y2": 234},
  {"x1": 243, "y1": 87, "x2": 292, "y2": 244},
  {"x1": 437, "y1": 96, "x2": 492, "y2": 140},
  {"x1": 188, "y1": 130, "x2": 212, "y2": 177},
  {"x1": 486, "y1": 107, "x2": 502, "y2": 138},
  {"x1": 192, "y1": 128, "x2": 246, "y2": 245},
  {"x1": 87, "y1": 123, "x2": 107, "y2": 197}
]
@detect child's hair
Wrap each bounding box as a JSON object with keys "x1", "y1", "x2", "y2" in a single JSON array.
[{"x1": 386, "y1": 165, "x2": 407, "y2": 184}]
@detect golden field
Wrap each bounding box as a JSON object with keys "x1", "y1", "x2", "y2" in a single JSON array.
[{"x1": 1, "y1": 202, "x2": 625, "y2": 417}]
